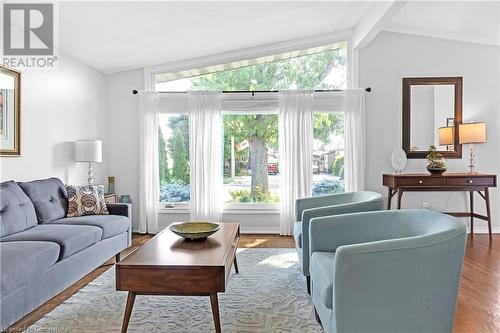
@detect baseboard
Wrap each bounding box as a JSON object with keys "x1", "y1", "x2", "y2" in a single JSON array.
[
  {"x1": 240, "y1": 226, "x2": 281, "y2": 234},
  {"x1": 468, "y1": 227, "x2": 500, "y2": 234}
]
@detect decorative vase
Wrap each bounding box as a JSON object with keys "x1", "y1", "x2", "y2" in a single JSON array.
[
  {"x1": 107, "y1": 176, "x2": 115, "y2": 194},
  {"x1": 426, "y1": 166, "x2": 447, "y2": 175},
  {"x1": 119, "y1": 195, "x2": 132, "y2": 204}
]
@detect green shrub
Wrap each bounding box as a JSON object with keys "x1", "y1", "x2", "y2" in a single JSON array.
[
  {"x1": 229, "y1": 185, "x2": 279, "y2": 203},
  {"x1": 329, "y1": 156, "x2": 344, "y2": 179}
]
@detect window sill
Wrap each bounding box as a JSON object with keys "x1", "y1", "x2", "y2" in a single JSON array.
[{"x1": 158, "y1": 202, "x2": 280, "y2": 215}]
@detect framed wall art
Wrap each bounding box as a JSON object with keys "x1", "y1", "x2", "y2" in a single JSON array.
[{"x1": 0, "y1": 65, "x2": 21, "y2": 156}]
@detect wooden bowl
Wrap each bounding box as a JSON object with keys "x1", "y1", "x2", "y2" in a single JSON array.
[{"x1": 169, "y1": 222, "x2": 220, "y2": 240}]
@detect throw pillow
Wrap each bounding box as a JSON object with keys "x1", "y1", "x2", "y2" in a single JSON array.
[{"x1": 66, "y1": 185, "x2": 109, "y2": 217}]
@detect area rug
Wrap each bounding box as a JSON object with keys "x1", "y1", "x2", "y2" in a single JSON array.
[{"x1": 30, "y1": 249, "x2": 323, "y2": 332}]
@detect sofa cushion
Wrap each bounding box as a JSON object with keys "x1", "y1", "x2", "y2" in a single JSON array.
[
  {"x1": 1, "y1": 241, "x2": 60, "y2": 295},
  {"x1": 0, "y1": 181, "x2": 38, "y2": 237},
  {"x1": 48, "y1": 215, "x2": 129, "y2": 239},
  {"x1": 310, "y1": 251, "x2": 336, "y2": 309},
  {"x1": 0, "y1": 224, "x2": 102, "y2": 260},
  {"x1": 18, "y1": 178, "x2": 68, "y2": 223},
  {"x1": 293, "y1": 221, "x2": 302, "y2": 248}
]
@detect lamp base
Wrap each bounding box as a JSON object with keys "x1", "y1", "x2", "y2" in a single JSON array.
[
  {"x1": 467, "y1": 143, "x2": 476, "y2": 174},
  {"x1": 87, "y1": 162, "x2": 94, "y2": 185}
]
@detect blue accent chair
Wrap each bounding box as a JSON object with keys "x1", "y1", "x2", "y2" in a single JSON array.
[
  {"x1": 294, "y1": 191, "x2": 384, "y2": 292},
  {"x1": 309, "y1": 209, "x2": 467, "y2": 333}
]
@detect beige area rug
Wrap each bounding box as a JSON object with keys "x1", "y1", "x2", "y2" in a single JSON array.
[{"x1": 30, "y1": 248, "x2": 323, "y2": 332}]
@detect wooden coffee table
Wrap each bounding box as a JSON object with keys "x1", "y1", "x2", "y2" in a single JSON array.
[{"x1": 116, "y1": 222, "x2": 240, "y2": 333}]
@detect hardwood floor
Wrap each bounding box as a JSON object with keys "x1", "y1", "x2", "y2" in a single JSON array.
[{"x1": 5, "y1": 233, "x2": 500, "y2": 332}]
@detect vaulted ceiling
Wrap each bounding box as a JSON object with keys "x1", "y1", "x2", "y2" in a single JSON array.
[{"x1": 57, "y1": 1, "x2": 499, "y2": 74}]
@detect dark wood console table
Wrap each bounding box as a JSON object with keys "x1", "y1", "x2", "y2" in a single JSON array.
[{"x1": 383, "y1": 173, "x2": 497, "y2": 239}]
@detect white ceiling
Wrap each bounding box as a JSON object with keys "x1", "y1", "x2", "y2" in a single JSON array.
[
  {"x1": 59, "y1": 1, "x2": 370, "y2": 73},
  {"x1": 384, "y1": 1, "x2": 500, "y2": 47},
  {"x1": 57, "y1": 1, "x2": 500, "y2": 74}
]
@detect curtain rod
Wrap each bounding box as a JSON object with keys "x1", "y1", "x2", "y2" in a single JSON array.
[{"x1": 132, "y1": 88, "x2": 371, "y2": 95}]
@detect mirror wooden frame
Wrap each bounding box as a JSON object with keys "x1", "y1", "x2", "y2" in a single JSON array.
[
  {"x1": 402, "y1": 77, "x2": 462, "y2": 159},
  {"x1": 0, "y1": 65, "x2": 21, "y2": 156}
]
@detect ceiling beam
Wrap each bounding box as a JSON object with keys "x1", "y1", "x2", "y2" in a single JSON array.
[{"x1": 354, "y1": 1, "x2": 409, "y2": 49}]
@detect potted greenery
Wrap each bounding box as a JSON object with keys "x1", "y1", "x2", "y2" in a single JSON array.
[{"x1": 426, "y1": 145, "x2": 447, "y2": 175}]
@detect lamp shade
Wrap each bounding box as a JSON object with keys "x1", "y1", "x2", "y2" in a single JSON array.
[
  {"x1": 459, "y1": 123, "x2": 486, "y2": 144},
  {"x1": 75, "y1": 140, "x2": 102, "y2": 162},
  {"x1": 438, "y1": 126, "x2": 454, "y2": 145}
]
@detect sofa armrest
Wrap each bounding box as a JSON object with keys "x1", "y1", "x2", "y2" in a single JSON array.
[
  {"x1": 107, "y1": 203, "x2": 132, "y2": 246},
  {"x1": 107, "y1": 203, "x2": 131, "y2": 218}
]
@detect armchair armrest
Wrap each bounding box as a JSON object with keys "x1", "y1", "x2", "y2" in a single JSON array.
[
  {"x1": 309, "y1": 210, "x2": 396, "y2": 255},
  {"x1": 295, "y1": 193, "x2": 348, "y2": 221},
  {"x1": 107, "y1": 203, "x2": 131, "y2": 218}
]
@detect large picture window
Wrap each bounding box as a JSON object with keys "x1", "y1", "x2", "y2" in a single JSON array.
[{"x1": 156, "y1": 41, "x2": 348, "y2": 205}]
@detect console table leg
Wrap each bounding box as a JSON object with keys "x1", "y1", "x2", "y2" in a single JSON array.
[
  {"x1": 469, "y1": 191, "x2": 474, "y2": 237},
  {"x1": 397, "y1": 189, "x2": 404, "y2": 209},
  {"x1": 387, "y1": 187, "x2": 392, "y2": 210},
  {"x1": 485, "y1": 188, "x2": 492, "y2": 240},
  {"x1": 233, "y1": 256, "x2": 239, "y2": 274},
  {"x1": 210, "y1": 293, "x2": 221, "y2": 333},
  {"x1": 121, "y1": 292, "x2": 136, "y2": 333}
]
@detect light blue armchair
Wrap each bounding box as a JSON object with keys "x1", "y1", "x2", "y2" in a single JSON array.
[
  {"x1": 294, "y1": 191, "x2": 384, "y2": 292},
  {"x1": 309, "y1": 209, "x2": 467, "y2": 333}
]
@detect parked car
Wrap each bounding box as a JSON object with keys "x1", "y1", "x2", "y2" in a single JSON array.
[{"x1": 268, "y1": 159, "x2": 279, "y2": 175}]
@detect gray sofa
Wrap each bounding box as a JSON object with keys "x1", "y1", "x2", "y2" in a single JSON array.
[{"x1": 0, "y1": 178, "x2": 132, "y2": 330}]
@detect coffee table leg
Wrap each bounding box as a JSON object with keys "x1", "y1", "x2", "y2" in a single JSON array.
[
  {"x1": 121, "y1": 291, "x2": 136, "y2": 333},
  {"x1": 233, "y1": 256, "x2": 239, "y2": 274},
  {"x1": 210, "y1": 293, "x2": 221, "y2": 333}
]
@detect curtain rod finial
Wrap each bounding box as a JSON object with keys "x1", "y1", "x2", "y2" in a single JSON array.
[
  {"x1": 365, "y1": 87, "x2": 371, "y2": 92},
  {"x1": 132, "y1": 89, "x2": 138, "y2": 95}
]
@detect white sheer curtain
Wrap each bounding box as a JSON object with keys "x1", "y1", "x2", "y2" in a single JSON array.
[
  {"x1": 138, "y1": 91, "x2": 160, "y2": 234},
  {"x1": 344, "y1": 88, "x2": 366, "y2": 192},
  {"x1": 279, "y1": 91, "x2": 314, "y2": 235},
  {"x1": 188, "y1": 91, "x2": 223, "y2": 221}
]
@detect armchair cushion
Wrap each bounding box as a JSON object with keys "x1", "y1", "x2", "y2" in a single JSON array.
[{"x1": 310, "y1": 252, "x2": 335, "y2": 309}]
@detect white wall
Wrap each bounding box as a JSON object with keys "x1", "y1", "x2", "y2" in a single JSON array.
[
  {"x1": 0, "y1": 53, "x2": 106, "y2": 185},
  {"x1": 105, "y1": 69, "x2": 144, "y2": 227},
  {"x1": 360, "y1": 31, "x2": 500, "y2": 232}
]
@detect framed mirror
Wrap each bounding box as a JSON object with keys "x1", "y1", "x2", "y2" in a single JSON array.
[
  {"x1": 402, "y1": 77, "x2": 462, "y2": 159},
  {"x1": 0, "y1": 65, "x2": 21, "y2": 156}
]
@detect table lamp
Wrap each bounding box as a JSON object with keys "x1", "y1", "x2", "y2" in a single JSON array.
[
  {"x1": 75, "y1": 140, "x2": 102, "y2": 185},
  {"x1": 459, "y1": 122, "x2": 486, "y2": 174},
  {"x1": 438, "y1": 126, "x2": 454, "y2": 148}
]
